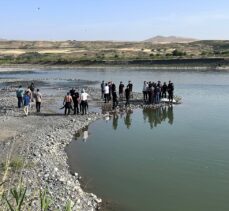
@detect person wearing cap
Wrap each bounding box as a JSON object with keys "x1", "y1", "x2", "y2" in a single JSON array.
[
  {"x1": 119, "y1": 81, "x2": 124, "y2": 100},
  {"x1": 63, "y1": 92, "x2": 73, "y2": 115},
  {"x1": 80, "y1": 89, "x2": 89, "y2": 115}
]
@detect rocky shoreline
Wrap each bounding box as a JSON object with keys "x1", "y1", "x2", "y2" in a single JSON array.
[
  {"x1": 0, "y1": 85, "x2": 107, "y2": 210},
  {"x1": 0, "y1": 73, "x2": 179, "y2": 210}
]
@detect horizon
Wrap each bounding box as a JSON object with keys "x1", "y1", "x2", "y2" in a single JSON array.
[{"x1": 1, "y1": 0, "x2": 229, "y2": 41}]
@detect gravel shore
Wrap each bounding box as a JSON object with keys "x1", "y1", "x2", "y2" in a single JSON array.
[{"x1": 0, "y1": 75, "x2": 178, "y2": 210}]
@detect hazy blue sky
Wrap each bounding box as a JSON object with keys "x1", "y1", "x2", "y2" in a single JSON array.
[{"x1": 1, "y1": 0, "x2": 229, "y2": 41}]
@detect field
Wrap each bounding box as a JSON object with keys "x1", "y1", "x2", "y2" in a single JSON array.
[{"x1": 1, "y1": 40, "x2": 229, "y2": 67}]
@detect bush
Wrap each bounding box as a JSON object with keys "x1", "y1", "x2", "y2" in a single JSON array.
[{"x1": 172, "y1": 49, "x2": 186, "y2": 56}]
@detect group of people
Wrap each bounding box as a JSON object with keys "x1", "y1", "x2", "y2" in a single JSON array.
[
  {"x1": 16, "y1": 83, "x2": 42, "y2": 116},
  {"x1": 143, "y1": 80, "x2": 174, "y2": 104},
  {"x1": 63, "y1": 88, "x2": 89, "y2": 115},
  {"x1": 16, "y1": 80, "x2": 175, "y2": 116},
  {"x1": 101, "y1": 80, "x2": 134, "y2": 108},
  {"x1": 100, "y1": 80, "x2": 175, "y2": 108}
]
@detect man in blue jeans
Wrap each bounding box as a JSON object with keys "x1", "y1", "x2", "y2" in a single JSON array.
[{"x1": 23, "y1": 91, "x2": 31, "y2": 116}]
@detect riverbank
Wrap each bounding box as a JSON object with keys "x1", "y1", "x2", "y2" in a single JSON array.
[
  {"x1": 0, "y1": 86, "x2": 105, "y2": 210},
  {"x1": 1, "y1": 63, "x2": 229, "y2": 73},
  {"x1": 0, "y1": 73, "x2": 180, "y2": 210}
]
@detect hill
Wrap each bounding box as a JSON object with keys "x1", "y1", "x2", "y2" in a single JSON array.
[
  {"x1": 1, "y1": 39, "x2": 229, "y2": 68},
  {"x1": 144, "y1": 36, "x2": 198, "y2": 44}
]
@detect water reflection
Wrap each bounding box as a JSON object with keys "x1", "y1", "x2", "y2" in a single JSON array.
[
  {"x1": 124, "y1": 109, "x2": 133, "y2": 129},
  {"x1": 143, "y1": 106, "x2": 174, "y2": 129},
  {"x1": 110, "y1": 106, "x2": 174, "y2": 130},
  {"x1": 74, "y1": 107, "x2": 174, "y2": 141},
  {"x1": 112, "y1": 113, "x2": 119, "y2": 130},
  {"x1": 74, "y1": 125, "x2": 89, "y2": 141}
]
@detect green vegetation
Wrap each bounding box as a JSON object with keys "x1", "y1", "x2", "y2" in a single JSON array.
[
  {"x1": 1, "y1": 40, "x2": 229, "y2": 67},
  {"x1": 40, "y1": 189, "x2": 52, "y2": 211},
  {"x1": 1, "y1": 182, "x2": 73, "y2": 211},
  {"x1": 4, "y1": 184, "x2": 27, "y2": 211}
]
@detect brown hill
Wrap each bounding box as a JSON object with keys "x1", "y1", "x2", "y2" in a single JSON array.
[{"x1": 144, "y1": 35, "x2": 198, "y2": 44}]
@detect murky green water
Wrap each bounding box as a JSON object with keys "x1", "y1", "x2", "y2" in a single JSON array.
[
  {"x1": 1, "y1": 68, "x2": 229, "y2": 210},
  {"x1": 63, "y1": 68, "x2": 229, "y2": 211}
]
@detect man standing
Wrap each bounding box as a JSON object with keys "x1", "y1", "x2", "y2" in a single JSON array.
[
  {"x1": 119, "y1": 81, "x2": 124, "y2": 100},
  {"x1": 111, "y1": 82, "x2": 116, "y2": 95},
  {"x1": 104, "y1": 83, "x2": 110, "y2": 103},
  {"x1": 112, "y1": 90, "x2": 118, "y2": 109},
  {"x1": 80, "y1": 89, "x2": 89, "y2": 115},
  {"x1": 29, "y1": 82, "x2": 35, "y2": 102},
  {"x1": 16, "y1": 85, "x2": 24, "y2": 108},
  {"x1": 168, "y1": 81, "x2": 174, "y2": 103},
  {"x1": 143, "y1": 81, "x2": 148, "y2": 102},
  {"x1": 127, "y1": 81, "x2": 133, "y2": 98},
  {"x1": 72, "y1": 90, "x2": 80, "y2": 115},
  {"x1": 63, "y1": 92, "x2": 73, "y2": 115},
  {"x1": 125, "y1": 86, "x2": 130, "y2": 106},
  {"x1": 162, "y1": 82, "x2": 167, "y2": 98},
  {"x1": 101, "y1": 81, "x2": 105, "y2": 99},
  {"x1": 23, "y1": 91, "x2": 31, "y2": 116},
  {"x1": 35, "y1": 89, "x2": 42, "y2": 112}
]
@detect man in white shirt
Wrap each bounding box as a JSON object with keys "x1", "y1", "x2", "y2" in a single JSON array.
[
  {"x1": 80, "y1": 89, "x2": 89, "y2": 115},
  {"x1": 104, "y1": 83, "x2": 110, "y2": 103}
]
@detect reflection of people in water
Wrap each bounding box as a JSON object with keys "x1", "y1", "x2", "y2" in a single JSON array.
[
  {"x1": 112, "y1": 112, "x2": 119, "y2": 130},
  {"x1": 124, "y1": 109, "x2": 133, "y2": 129},
  {"x1": 143, "y1": 106, "x2": 174, "y2": 129},
  {"x1": 167, "y1": 105, "x2": 174, "y2": 125},
  {"x1": 74, "y1": 126, "x2": 89, "y2": 142},
  {"x1": 83, "y1": 130, "x2": 89, "y2": 142}
]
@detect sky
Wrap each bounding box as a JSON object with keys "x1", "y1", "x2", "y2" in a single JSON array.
[{"x1": 1, "y1": 0, "x2": 229, "y2": 41}]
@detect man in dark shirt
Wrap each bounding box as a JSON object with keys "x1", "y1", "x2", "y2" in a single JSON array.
[
  {"x1": 125, "y1": 86, "x2": 130, "y2": 106},
  {"x1": 167, "y1": 81, "x2": 174, "y2": 103},
  {"x1": 119, "y1": 81, "x2": 124, "y2": 100},
  {"x1": 111, "y1": 82, "x2": 116, "y2": 95},
  {"x1": 162, "y1": 82, "x2": 167, "y2": 98},
  {"x1": 101, "y1": 81, "x2": 105, "y2": 99},
  {"x1": 72, "y1": 91, "x2": 80, "y2": 114},
  {"x1": 127, "y1": 81, "x2": 133, "y2": 98},
  {"x1": 112, "y1": 90, "x2": 118, "y2": 109}
]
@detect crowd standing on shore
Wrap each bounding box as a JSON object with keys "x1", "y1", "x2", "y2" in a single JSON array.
[
  {"x1": 101, "y1": 80, "x2": 174, "y2": 109},
  {"x1": 16, "y1": 83, "x2": 42, "y2": 116},
  {"x1": 63, "y1": 88, "x2": 89, "y2": 115},
  {"x1": 15, "y1": 80, "x2": 175, "y2": 116}
]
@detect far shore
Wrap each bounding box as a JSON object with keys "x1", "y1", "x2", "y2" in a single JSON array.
[{"x1": 1, "y1": 63, "x2": 229, "y2": 72}]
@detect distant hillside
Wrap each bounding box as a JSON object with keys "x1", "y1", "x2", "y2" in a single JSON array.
[{"x1": 144, "y1": 36, "x2": 198, "y2": 44}]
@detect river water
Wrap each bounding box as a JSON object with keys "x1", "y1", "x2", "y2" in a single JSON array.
[{"x1": 1, "y1": 67, "x2": 229, "y2": 211}]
